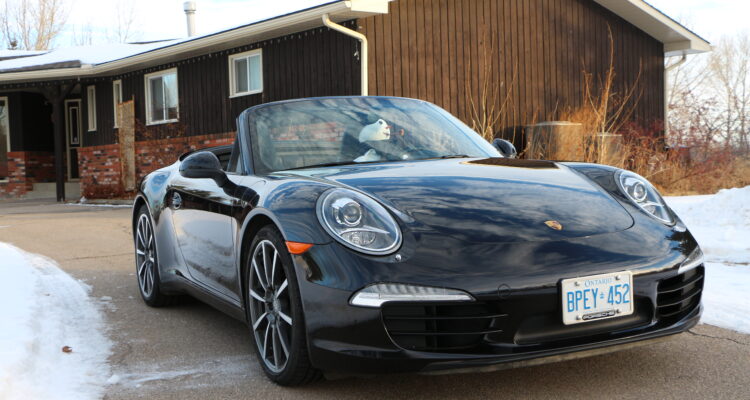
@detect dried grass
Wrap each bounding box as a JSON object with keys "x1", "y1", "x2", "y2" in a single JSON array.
[
  {"x1": 551, "y1": 25, "x2": 642, "y2": 168},
  {"x1": 545, "y1": 25, "x2": 744, "y2": 195}
]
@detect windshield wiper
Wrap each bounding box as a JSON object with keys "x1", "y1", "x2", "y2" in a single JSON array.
[
  {"x1": 422, "y1": 154, "x2": 472, "y2": 160},
  {"x1": 283, "y1": 155, "x2": 471, "y2": 171},
  {"x1": 283, "y1": 160, "x2": 383, "y2": 171}
]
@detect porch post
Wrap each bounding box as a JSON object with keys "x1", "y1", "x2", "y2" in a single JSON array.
[
  {"x1": 51, "y1": 94, "x2": 65, "y2": 201},
  {"x1": 42, "y1": 83, "x2": 74, "y2": 202}
]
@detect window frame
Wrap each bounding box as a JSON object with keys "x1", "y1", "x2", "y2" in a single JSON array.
[
  {"x1": 144, "y1": 68, "x2": 179, "y2": 126},
  {"x1": 112, "y1": 79, "x2": 123, "y2": 128},
  {"x1": 228, "y1": 49, "x2": 263, "y2": 98},
  {"x1": 86, "y1": 85, "x2": 97, "y2": 132},
  {"x1": 0, "y1": 96, "x2": 10, "y2": 182}
]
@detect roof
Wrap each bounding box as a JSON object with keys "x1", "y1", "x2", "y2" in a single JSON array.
[
  {"x1": 0, "y1": 50, "x2": 48, "y2": 62},
  {"x1": 0, "y1": 0, "x2": 390, "y2": 83},
  {"x1": 0, "y1": 42, "x2": 169, "y2": 72},
  {"x1": 0, "y1": 0, "x2": 709, "y2": 84},
  {"x1": 594, "y1": 0, "x2": 712, "y2": 56}
]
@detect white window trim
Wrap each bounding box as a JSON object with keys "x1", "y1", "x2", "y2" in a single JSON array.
[
  {"x1": 112, "y1": 80, "x2": 123, "y2": 128},
  {"x1": 86, "y1": 85, "x2": 97, "y2": 132},
  {"x1": 0, "y1": 96, "x2": 9, "y2": 183},
  {"x1": 144, "y1": 68, "x2": 179, "y2": 126},
  {"x1": 228, "y1": 49, "x2": 263, "y2": 98}
]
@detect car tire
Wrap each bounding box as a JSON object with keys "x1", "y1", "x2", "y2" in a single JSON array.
[
  {"x1": 245, "y1": 225, "x2": 322, "y2": 386},
  {"x1": 134, "y1": 205, "x2": 178, "y2": 307}
]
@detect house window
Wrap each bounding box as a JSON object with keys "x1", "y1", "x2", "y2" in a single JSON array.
[
  {"x1": 144, "y1": 68, "x2": 179, "y2": 125},
  {"x1": 112, "y1": 80, "x2": 123, "y2": 128},
  {"x1": 86, "y1": 85, "x2": 97, "y2": 132},
  {"x1": 229, "y1": 49, "x2": 263, "y2": 97}
]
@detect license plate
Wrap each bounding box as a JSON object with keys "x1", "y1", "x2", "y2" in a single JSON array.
[{"x1": 561, "y1": 271, "x2": 634, "y2": 325}]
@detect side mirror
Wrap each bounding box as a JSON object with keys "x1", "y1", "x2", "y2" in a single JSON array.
[
  {"x1": 179, "y1": 151, "x2": 229, "y2": 187},
  {"x1": 492, "y1": 138, "x2": 517, "y2": 159}
]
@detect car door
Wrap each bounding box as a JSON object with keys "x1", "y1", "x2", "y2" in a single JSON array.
[{"x1": 170, "y1": 170, "x2": 240, "y2": 303}]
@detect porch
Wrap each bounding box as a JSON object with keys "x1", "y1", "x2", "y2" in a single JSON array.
[{"x1": 0, "y1": 85, "x2": 83, "y2": 200}]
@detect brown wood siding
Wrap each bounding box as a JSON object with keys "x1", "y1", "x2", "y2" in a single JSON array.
[
  {"x1": 359, "y1": 0, "x2": 665, "y2": 143},
  {"x1": 80, "y1": 80, "x2": 115, "y2": 147},
  {"x1": 79, "y1": 21, "x2": 361, "y2": 146}
]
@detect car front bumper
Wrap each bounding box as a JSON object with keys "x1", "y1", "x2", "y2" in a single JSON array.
[{"x1": 292, "y1": 242, "x2": 704, "y2": 375}]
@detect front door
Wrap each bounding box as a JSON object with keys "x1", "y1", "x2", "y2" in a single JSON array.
[
  {"x1": 0, "y1": 97, "x2": 9, "y2": 181},
  {"x1": 65, "y1": 100, "x2": 81, "y2": 180}
]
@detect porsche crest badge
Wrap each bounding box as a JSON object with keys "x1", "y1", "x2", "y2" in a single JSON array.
[{"x1": 545, "y1": 220, "x2": 563, "y2": 231}]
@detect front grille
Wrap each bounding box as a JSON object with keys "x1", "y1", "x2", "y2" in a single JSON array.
[
  {"x1": 382, "y1": 302, "x2": 507, "y2": 353},
  {"x1": 657, "y1": 266, "x2": 704, "y2": 319}
]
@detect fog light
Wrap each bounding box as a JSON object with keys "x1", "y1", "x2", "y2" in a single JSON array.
[
  {"x1": 678, "y1": 246, "x2": 704, "y2": 274},
  {"x1": 349, "y1": 283, "x2": 474, "y2": 308}
]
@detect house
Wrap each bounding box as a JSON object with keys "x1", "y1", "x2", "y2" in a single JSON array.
[{"x1": 0, "y1": 0, "x2": 710, "y2": 200}]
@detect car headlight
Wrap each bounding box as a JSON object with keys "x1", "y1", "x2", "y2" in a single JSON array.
[
  {"x1": 616, "y1": 170, "x2": 674, "y2": 224},
  {"x1": 316, "y1": 188, "x2": 402, "y2": 255}
]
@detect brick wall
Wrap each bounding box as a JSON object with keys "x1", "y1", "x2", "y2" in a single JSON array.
[
  {"x1": 77, "y1": 144, "x2": 123, "y2": 199},
  {"x1": 0, "y1": 151, "x2": 55, "y2": 198},
  {"x1": 135, "y1": 132, "x2": 234, "y2": 178},
  {"x1": 77, "y1": 132, "x2": 235, "y2": 199}
]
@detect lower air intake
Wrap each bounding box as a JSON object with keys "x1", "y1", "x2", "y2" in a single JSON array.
[
  {"x1": 381, "y1": 302, "x2": 507, "y2": 353},
  {"x1": 657, "y1": 266, "x2": 704, "y2": 320}
]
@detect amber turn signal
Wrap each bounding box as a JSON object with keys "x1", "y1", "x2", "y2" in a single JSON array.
[{"x1": 286, "y1": 241, "x2": 314, "y2": 254}]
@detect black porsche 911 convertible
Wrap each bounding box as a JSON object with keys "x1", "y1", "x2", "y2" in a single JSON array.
[{"x1": 132, "y1": 96, "x2": 704, "y2": 386}]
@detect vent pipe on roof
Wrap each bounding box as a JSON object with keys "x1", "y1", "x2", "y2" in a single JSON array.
[{"x1": 183, "y1": 1, "x2": 197, "y2": 37}]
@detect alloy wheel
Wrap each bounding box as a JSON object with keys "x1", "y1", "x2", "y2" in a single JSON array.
[
  {"x1": 135, "y1": 213, "x2": 157, "y2": 297},
  {"x1": 248, "y1": 240, "x2": 293, "y2": 373}
]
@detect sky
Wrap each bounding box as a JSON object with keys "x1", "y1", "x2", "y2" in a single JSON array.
[
  {"x1": 60, "y1": 0, "x2": 331, "y2": 46},
  {"x1": 646, "y1": 0, "x2": 749, "y2": 43},
  {"x1": 56, "y1": 0, "x2": 747, "y2": 48}
]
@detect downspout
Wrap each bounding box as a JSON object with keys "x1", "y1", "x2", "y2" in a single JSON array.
[
  {"x1": 664, "y1": 54, "x2": 687, "y2": 136},
  {"x1": 322, "y1": 13, "x2": 368, "y2": 96}
]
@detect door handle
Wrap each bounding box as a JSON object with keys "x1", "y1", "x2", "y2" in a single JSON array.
[{"x1": 172, "y1": 191, "x2": 182, "y2": 210}]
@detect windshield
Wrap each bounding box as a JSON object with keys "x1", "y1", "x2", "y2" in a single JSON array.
[{"x1": 246, "y1": 97, "x2": 500, "y2": 174}]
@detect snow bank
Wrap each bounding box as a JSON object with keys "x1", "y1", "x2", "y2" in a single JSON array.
[
  {"x1": 0, "y1": 243, "x2": 112, "y2": 400},
  {"x1": 667, "y1": 186, "x2": 750, "y2": 265},
  {"x1": 666, "y1": 186, "x2": 750, "y2": 334},
  {"x1": 700, "y1": 262, "x2": 750, "y2": 334}
]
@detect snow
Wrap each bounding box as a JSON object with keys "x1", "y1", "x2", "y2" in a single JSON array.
[
  {"x1": 0, "y1": 50, "x2": 47, "y2": 58},
  {"x1": 0, "y1": 0, "x2": 338, "y2": 72},
  {"x1": 0, "y1": 243, "x2": 112, "y2": 400},
  {"x1": 666, "y1": 186, "x2": 750, "y2": 334},
  {"x1": 0, "y1": 42, "x2": 170, "y2": 72},
  {"x1": 667, "y1": 186, "x2": 750, "y2": 265},
  {"x1": 698, "y1": 263, "x2": 750, "y2": 334}
]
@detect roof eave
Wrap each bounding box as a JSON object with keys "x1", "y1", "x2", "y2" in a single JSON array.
[
  {"x1": 664, "y1": 40, "x2": 713, "y2": 57},
  {"x1": 593, "y1": 0, "x2": 712, "y2": 57},
  {"x1": 0, "y1": 0, "x2": 389, "y2": 84}
]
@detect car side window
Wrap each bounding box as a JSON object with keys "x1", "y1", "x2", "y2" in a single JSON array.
[{"x1": 226, "y1": 139, "x2": 243, "y2": 174}]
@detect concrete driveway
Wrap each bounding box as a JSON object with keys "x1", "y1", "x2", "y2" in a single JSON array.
[{"x1": 0, "y1": 200, "x2": 748, "y2": 399}]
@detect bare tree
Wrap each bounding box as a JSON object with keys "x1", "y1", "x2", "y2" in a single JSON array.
[
  {"x1": 666, "y1": 54, "x2": 719, "y2": 145},
  {"x1": 107, "y1": 0, "x2": 141, "y2": 43},
  {"x1": 70, "y1": 22, "x2": 95, "y2": 46},
  {"x1": 667, "y1": 32, "x2": 750, "y2": 155},
  {"x1": 1, "y1": 0, "x2": 68, "y2": 50},
  {"x1": 708, "y1": 33, "x2": 750, "y2": 153}
]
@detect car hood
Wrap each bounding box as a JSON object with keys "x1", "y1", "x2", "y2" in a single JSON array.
[{"x1": 287, "y1": 158, "x2": 634, "y2": 243}]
